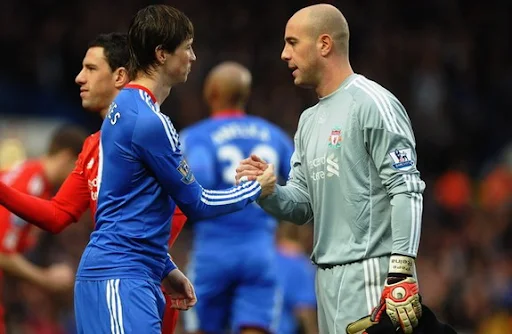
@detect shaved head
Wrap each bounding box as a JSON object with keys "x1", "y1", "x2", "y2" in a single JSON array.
[
  {"x1": 281, "y1": 4, "x2": 354, "y2": 96},
  {"x1": 290, "y1": 4, "x2": 349, "y2": 55},
  {"x1": 204, "y1": 61, "x2": 252, "y2": 109}
]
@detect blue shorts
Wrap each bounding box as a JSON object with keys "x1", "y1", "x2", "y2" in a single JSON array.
[
  {"x1": 74, "y1": 278, "x2": 166, "y2": 334},
  {"x1": 184, "y1": 245, "x2": 281, "y2": 334}
]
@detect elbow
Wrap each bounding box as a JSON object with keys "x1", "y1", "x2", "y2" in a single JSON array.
[
  {"x1": 178, "y1": 206, "x2": 202, "y2": 222},
  {"x1": 47, "y1": 216, "x2": 74, "y2": 234},
  {"x1": 49, "y1": 224, "x2": 66, "y2": 234}
]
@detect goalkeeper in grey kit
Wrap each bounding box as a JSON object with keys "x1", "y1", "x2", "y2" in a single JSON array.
[{"x1": 236, "y1": 4, "x2": 425, "y2": 334}]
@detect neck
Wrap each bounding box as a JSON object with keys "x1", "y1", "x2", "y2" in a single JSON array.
[
  {"x1": 131, "y1": 71, "x2": 172, "y2": 104},
  {"x1": 211, "y1": 106, "x2": 245, "y2": 116},
  {"x1": 316, "y1": 59, "x2": 354, "y2": 98}
]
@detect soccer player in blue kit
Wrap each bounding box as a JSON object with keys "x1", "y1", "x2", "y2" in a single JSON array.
[
  {"x1": 72, "y1": 6, "x2": 277, "y2": 334},
  {"x1": 180, "y1": 61, "x2": 294, "y2": 334}
]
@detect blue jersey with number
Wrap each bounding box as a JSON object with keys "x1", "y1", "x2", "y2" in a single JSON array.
[
  {"x1": 180, "y1": 111, "x2": 294, "y2": 243},
  {"x1": 76, "y1": 87, "x2": 262, "y2": 283}
]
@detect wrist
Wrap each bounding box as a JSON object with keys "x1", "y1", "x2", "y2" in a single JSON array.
[
  {"x1": 163, "y1": 253, "x2": 177, "y2": 278},
  {"x1": 388, "y1": 254, "x2": 415, "y2": 277}
]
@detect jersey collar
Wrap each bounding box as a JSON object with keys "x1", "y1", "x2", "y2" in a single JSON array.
[
  {"x1": 125, "y1": 84, "x2": 157, "y2": 103},
  {"x1": 211, "y1": 109, "x2": 245, "y2": 119}
]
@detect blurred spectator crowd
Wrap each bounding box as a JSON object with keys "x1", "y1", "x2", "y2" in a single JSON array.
[{"x1": 0, "y1": 0, "x2": 511, "y2": 333}]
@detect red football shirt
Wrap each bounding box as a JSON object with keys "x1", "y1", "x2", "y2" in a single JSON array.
[{"x1": 0, "y1": 160, "x2": 52, "y2": 334}]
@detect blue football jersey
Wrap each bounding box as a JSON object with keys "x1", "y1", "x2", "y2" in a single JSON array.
[
  {"x1": 76, "y1": 86, "x2": 262, "y2": 282},
  {"x1": 180, "y1": 112, "x2": 294, "y2": 242}
]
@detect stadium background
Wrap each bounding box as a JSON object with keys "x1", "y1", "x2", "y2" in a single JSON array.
[{"x1": 0, "y1": 0, "x2": 511, "y2": 333}]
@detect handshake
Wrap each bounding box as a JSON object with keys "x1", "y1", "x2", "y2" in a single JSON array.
[{"x1": 235, "y1": 154, "x2": 276, "y2": 198}]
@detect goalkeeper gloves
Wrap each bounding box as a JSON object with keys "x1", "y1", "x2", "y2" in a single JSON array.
[
  {"x1": 346, "y1": 315, "x2": 377, "y2": 334},
  {"x1": 373, "y1": 254, "x2": 422, "y2": 334}
]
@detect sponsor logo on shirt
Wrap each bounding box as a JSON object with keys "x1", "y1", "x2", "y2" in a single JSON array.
[
  {"x1": 308, "y1": 153, "x2": 339, "y2": 181},
  {"x1": 389, "y1": 148, "x2": 414, "y2": 171},
  {"x1": 88, "y1": 177, "x2": 98, "y2": 201}
]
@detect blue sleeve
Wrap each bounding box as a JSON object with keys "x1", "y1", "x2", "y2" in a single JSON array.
[
  {"x1": 162, "y1": 253, "x2": 177, "y2": 278},
  {"x1": 132, "y1": 113, "x2": 261, "y2": 221},
  {"x1": 180, "y1": 130, "x2": 217, "y2": 189},
  {"x1": 279, "y1": 130, "x2": 295, "y2": 181}
]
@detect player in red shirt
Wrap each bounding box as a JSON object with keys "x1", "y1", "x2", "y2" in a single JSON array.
[
  {"x1": 0, "y1": 126, "x2": 88, "y2": 334},
  {"x1": 0, "y1": 33, "x2": 188, "y2": 332}
]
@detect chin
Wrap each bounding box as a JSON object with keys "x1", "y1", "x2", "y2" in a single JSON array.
[
  {"x1": 293, "y1": 78, "x2": 307, "y2": 87},
  {"x1": 179, "y1": 73, "x2": 189, "y2": 83}
]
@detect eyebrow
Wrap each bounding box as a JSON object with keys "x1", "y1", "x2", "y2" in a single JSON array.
[{"x1": 284, "y1": 37, "x2": 298, "y2": 43}]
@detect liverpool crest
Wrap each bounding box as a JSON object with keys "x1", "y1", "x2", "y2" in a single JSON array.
[{"x1": 328, "y1": 127, "x2": 342, "y2": 148}]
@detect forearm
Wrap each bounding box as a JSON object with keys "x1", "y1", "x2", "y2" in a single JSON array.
[
  {"x1": 257, "y1": 184, "x2": 313, "y2": 225},
  {"x1": 296, "y1": 308, "x2": 318, "y2": 334},
  {"x1": 179, "y1": 181, "x2": 262, "y2": 221},
  {"x1": 390, "y1": 192, "x2": 423, "y2": 258},
  {"x1": 0, "y1": 253, "x2": 47, "y2": 288},
  {"x1": 0, "y1": 182, "x2": 76, "y2": 233}
]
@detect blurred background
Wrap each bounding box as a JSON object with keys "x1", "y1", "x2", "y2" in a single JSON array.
[{"x1": 0, "y1": 0, "x2": 511, "y2": 333}]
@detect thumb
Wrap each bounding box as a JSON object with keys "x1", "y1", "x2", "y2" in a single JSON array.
[{"x1": 265, "y1": 163, "x2": 275, "y2": 174}]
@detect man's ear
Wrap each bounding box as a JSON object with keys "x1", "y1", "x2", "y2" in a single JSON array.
[
  {"x1": 155, "y1": 45, "x2": 166, "y2": 65},
  {"x1": 318, "y1": 34, "x2": 333, "y2": 57},
  {"x1": 114, "y1": 67, "x2": 130, "y2": 88}
]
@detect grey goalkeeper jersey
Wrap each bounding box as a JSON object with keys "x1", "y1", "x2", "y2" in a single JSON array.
[{"x1": 259, "y1": 74, "x2": 425, "y2": 265}]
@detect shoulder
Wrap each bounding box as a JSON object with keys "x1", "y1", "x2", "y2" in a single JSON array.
[
  {"x1": 84, "y1": 132, "x2": 100, "y2": 150},
  {"x1": 248, "y1": 115, "x2": 284, "y2": 133},
  {"x1": 346, "y1": 75, "x2": 410, "y2": 133},
  {"x1": 76, "y1": 132, "x2": 100, "y2": 169},
  {"x1": 341, "y1": 74, "x2": 394, "y2": 105},
  {"x1": 254, "y1": 117, "x2": 293, "y2": 148},
  {"x1": 181, "y1": 118, "x2": 211, "y2": 137},
  {"x1": 180, "y1": 119, "x2": 217, "y2": 149},
  {"x1": 133, "y1": 109, "x2": 181, "y2": 153}
]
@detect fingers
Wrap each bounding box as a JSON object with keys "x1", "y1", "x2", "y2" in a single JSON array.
[
  {"x1": 257, "y1": 164, "x2": 277, "y2": 198},
  {"x1": 250, "y1": 154, "x2": 267, "y2": 164},
  {"x1": 235, "y1": 164, "x2": 264, "y2": 185},
  {"x1": 235, "y1": 171, "x2": 260, "y2": 185},
  {"x1": 169, "y1": 296, "x2": 194, "y2": 310},
  {"x1": 166, "y1": 279, "x2": 197, "y2": 311},
  {"x1": 234, "y1": 155, "x2": 269, "y2": 184},
  {"x1": 236, "y1": 160, "x2": 267, "y2": 172},
  {"x1": 185, "y1": 281, "x2": 197, "y2": 307}
]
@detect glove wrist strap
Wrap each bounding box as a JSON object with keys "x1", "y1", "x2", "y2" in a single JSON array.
[{"x1": 388, "y1": 254, "x2": 415, "y2": 277}]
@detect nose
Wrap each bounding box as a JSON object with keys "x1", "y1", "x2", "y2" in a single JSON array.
[
  {"x1": 75, "y1": 69, "x2": 85, "y2": 85},
  {"x1": 190, "y1": 48, "x2": 197, "y2": 62},
  {"x1": 281, "y1": 45, "x2": 290, "y2": 62}
]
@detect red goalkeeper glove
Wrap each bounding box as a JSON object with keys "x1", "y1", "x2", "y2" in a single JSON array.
[{"x1": 373, "y1": 255, "x2": 422, "y2": 334}]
